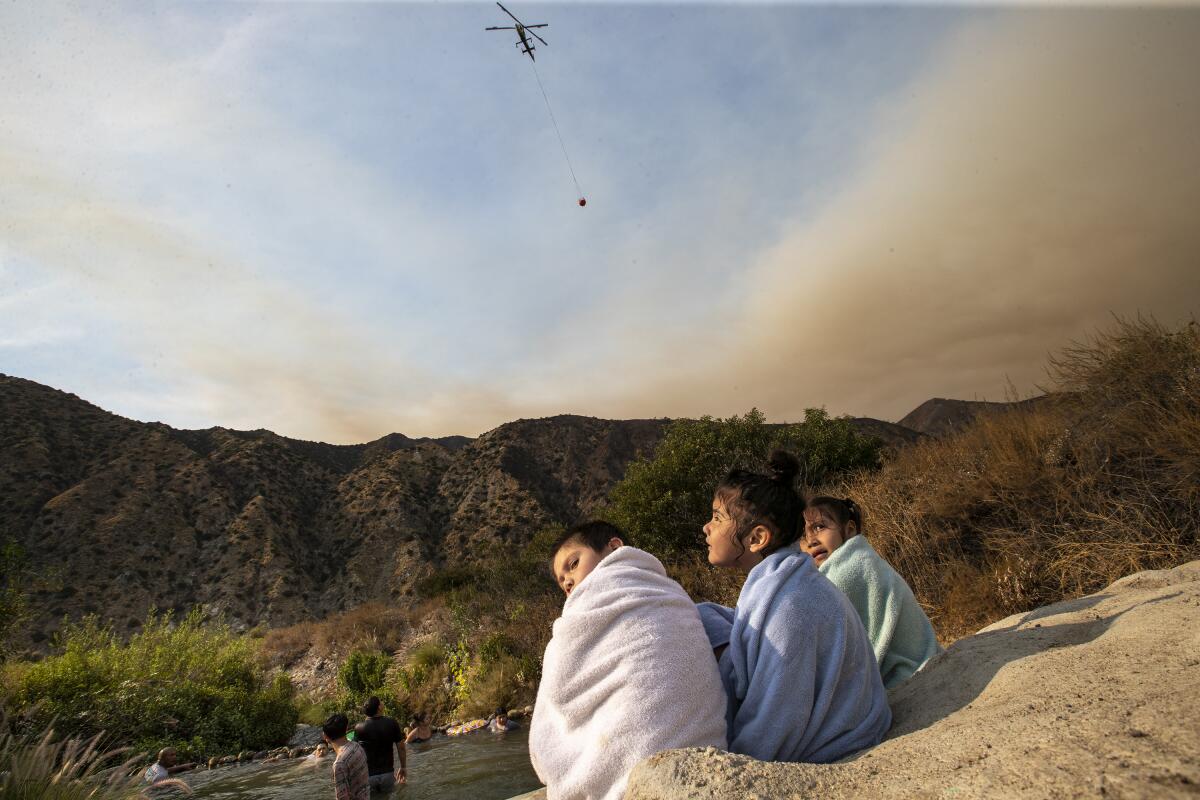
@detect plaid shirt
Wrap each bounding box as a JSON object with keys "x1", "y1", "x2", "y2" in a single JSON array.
[{"x1": 332, "y1": 740, "x2": 370, "y2": 800}]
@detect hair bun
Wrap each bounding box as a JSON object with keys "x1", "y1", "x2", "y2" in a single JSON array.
[{"x1": 767, "y1": 450, "x2": 800, "y2": 486}]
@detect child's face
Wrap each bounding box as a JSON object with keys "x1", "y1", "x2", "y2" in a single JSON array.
[
  {"x1": 553, "y1": 536, "x2": 621, "y2": 595},
  {"x1": 704, "y1": 496, "x2": 768, "y2": 570},
  {"x1": 800, "y1": 507, "x2": 850, "y2": 566}
]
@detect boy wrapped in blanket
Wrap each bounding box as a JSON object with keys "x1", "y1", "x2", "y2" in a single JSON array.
[{"x1": 530, "y1": 521, "x2": 727, "y2": 800}]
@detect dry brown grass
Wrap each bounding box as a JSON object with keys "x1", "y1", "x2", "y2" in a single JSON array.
[
  {"x1": 261, "y1": 602, "x2": 416, "y2": 667},
  {"x1": 836, "y1": 317, "x2": 1200, "y2": 642}
]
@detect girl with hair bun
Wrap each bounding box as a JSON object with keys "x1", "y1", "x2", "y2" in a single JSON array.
[
  {"x1": 696, "y1": 451, "x2": 891, "y2": 763},
  {"x1": 802, "y1": 497, "x2": 941, "y2": 689}
]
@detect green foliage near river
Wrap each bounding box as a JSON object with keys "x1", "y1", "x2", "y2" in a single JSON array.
[{"x1": 2, "y1": 610, "x2": 295, "y2": 759}]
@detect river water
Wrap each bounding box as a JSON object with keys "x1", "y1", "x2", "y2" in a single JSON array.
[{"x1": 184, "y1": 728, "x2": 540, "y2": 800}]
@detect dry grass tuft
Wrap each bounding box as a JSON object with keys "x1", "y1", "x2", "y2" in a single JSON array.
[
  {"x1": 838, "y1": 317, "x2": 1200, "y2": 641},
  {"x1": 0, "y1": 719, "x2": 191, "y2": 799}
]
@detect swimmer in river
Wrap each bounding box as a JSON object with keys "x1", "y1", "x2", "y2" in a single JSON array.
[{"x1": 405, "y1": 713, "x2": 433, "y2": 744}]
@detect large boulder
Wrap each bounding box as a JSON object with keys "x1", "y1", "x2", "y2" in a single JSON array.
[{"x1": 626, "y1": 561, "x2": 1200, "y2": 799}]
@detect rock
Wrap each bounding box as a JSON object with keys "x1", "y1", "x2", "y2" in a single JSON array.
[
  {"x1": 287, "y1": 724, "x2": 324, "y2": 748},
  {"x1": 626, "y1": 561, "x2": 1200, "y2": 799},
  {"x1": 508, "y1": 709, "x2": 526, "y2": 720}
]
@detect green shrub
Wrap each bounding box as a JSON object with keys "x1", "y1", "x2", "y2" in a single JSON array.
[
  {"x1": 458, "y1": 654, "x2": 532, "y2": 718},
  {"x1": 385, "y1": 643, "x2": 454, "y2": 724},
  {"x1": 4, "y1": 610, "x2": 297, "y2": 758},
  {"x1": 605, "y1": 408, "x2": 883, "y2": 556},
  {"x1": 337, "y1": 649, "x2": 391, "y2": 699}
]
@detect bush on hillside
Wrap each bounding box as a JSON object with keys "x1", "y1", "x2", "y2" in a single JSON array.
[
  {"x1": 605, "y1": 408, "x2": 883, "y2": 556},
  {"x1": 839, "y1": 317, "x2": 1200, "y2": 640},
  {"x1": 387, "y1": 528, "x2": 565, "y2": 721},
  {"x1": 2, "y1": 610, "x2": 296, "y2": 757},
  {"x1": 338, "y1": 648, "x2": 391, "y2": 699}
]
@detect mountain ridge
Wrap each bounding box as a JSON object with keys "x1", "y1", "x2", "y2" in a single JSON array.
[{"x1": 0, "y1": 373, "x2": 982, "y2": 647}]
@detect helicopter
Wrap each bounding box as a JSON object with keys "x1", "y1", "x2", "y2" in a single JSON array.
[{"x1": 485, "y1": 2, "x2": 548, "y2": 62}]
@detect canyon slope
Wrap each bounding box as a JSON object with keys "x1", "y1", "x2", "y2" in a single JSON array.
[{"x1": 2, "y1": 374, "x2": 929, "y2": 644}]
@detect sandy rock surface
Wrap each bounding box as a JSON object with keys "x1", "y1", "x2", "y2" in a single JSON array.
[{"x1": 625, "y1": 561, "x2": 1200, "y2": 800}]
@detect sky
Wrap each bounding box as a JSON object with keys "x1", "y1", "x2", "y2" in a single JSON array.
[{"x1": 1, "y1": 1, "x2": 1198, "y2": 443}]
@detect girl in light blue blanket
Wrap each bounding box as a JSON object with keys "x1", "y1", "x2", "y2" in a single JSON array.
[
  {"x1": 696, "y1": 451, "x2": 891, "y2": 763},
  {"x1": 801, "y1": 497, "x2": 942, "y2": 689}
]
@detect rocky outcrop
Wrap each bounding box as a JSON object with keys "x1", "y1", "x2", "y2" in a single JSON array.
[{"x1": 625, "y1": 561, "x2": 1200, "y2": 799}]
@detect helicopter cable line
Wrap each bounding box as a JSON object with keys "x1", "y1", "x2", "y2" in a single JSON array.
[
  {"x1": 528, "y1": 57, "x2": 585, "y2": 205},
  {"x1": 485, "y1": 2, "x2": 587, "y2": 206}
]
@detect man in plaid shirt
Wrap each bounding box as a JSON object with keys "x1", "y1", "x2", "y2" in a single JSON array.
[{"x1": 322, "y1": 713, "x2": 369, "y2": 800}]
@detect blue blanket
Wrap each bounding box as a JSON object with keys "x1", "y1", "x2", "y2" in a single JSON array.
[
  {"x1": 819, "y1": 535, "x2": 942, "y2": 689},
  {"x1": 698, "y1": 547, "x2": 891, "y2": 763}
]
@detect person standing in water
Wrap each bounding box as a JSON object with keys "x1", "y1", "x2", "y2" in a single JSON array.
[
  {"x1": 354, "y1": 696, "x2": 407, "y2": 793},
  {"x1": 323, "y1": 713, "x2": 369, "y2": 800}
]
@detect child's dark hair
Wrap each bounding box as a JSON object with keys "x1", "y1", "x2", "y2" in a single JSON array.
[
  {"x1": 715, "y1": 450, "x2": 805, "y2": 557},
  {"x1": 550, "y1": 520, "x2": 629, "y2": 559},
  {"x1": 806, "y1": 496, "x2": 864, "y2": 536}
]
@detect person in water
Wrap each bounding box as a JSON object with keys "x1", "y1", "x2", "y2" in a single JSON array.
[
  {"x1": 353, "y1": 696, "x2": 407, "y2": 793},
  {"x1": 696, "y1": 451, "x2": 891, "y2": 763},
  {"x1": 143, "y1": 747, "x2": 195, "y2": 784},
  {"x1": 324, "y1": 713, "x2": 369, "y2": 800},
  {"x1": 800, "y1": 496, "x2": 941, "y2": 688},
  {"x1": 405, "y1": 712, "x2": 433, "y2": 744},
  {"x1": 488, "y1": 708, "x2": 518, "y2": 732},
  {"x1": 530, "y1": 521, "x2": 726, "y2": 800}
]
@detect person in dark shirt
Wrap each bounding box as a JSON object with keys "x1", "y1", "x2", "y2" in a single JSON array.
[{"x1": 354, "y1": 697, "x2": 407, "y2": 793}]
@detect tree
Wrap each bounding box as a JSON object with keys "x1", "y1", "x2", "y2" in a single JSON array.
[{"x1": 604, "y1": 409, "x2": 883, "y2": 556}]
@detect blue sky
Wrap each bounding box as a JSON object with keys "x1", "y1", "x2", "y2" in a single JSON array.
[{"x1": 2, "y1": 2, "x2": 1198, "y2": 442}]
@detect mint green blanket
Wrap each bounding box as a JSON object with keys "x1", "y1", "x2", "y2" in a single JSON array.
[{"x1": 818, "y1": 536, "x2": 941, "y2": 689}]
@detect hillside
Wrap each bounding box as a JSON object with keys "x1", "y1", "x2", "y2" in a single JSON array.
[
  {"x1": 898, "y1": 397, "x2": 1027, "y2": 437},
  {"x1": 0, "y1": 375, "x2": 664, "y2": 645},
  {"x1": 0, "y1": 373, "x2": 933, "y2": 647}
]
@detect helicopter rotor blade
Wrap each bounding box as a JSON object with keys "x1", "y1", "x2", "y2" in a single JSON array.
[
  {"x1": 485, "y1": 25, "x2": 517, "y2": 30},
  {"x1": 524, "y1": 24, "x2": 548, "y2": 28},
  {"x1": 528, "y1": 29, "x2": 548, "y2": 47},
  {"x1": 496, "y1": 2, "x2": 524, "y2": 25}
]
